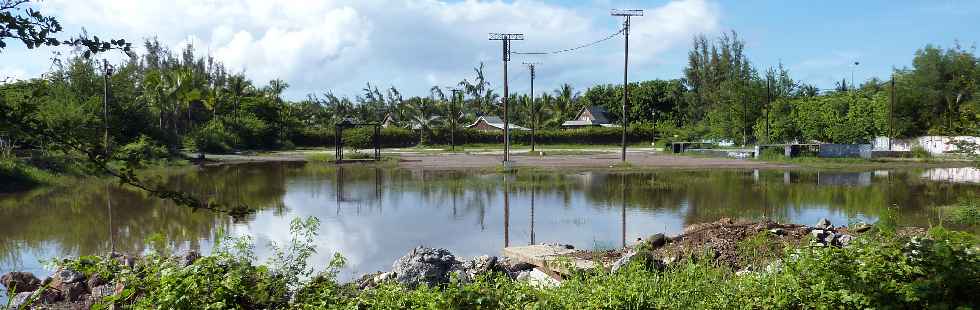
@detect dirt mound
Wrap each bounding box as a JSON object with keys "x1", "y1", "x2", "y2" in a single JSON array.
[{"x1": 652, "y1": 218, "x2": 810, "y2": 269}]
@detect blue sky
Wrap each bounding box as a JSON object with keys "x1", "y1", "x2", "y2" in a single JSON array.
[{"x1": 1, "y1": 0, "x2": 976, "y2": 100}]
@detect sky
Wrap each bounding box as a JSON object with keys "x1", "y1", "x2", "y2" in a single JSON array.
[{"x1": 1, "y1": 0, "x2": 977, "y2": 100}]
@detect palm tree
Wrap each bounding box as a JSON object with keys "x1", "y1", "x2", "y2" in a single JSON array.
[
  {"x1": 266, "y1": 79, "x2": 289, "y2": 145},
  {"x1": 405, "y1": 97, "x2": 442, "y2": 145},
  {"x1": 548, "y1": 83, "x2": 578, "y2": 127}
]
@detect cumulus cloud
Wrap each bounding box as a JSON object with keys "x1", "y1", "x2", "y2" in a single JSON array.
[{"x1": 29, "y1": 0, "x2": 719, "y2": 99}]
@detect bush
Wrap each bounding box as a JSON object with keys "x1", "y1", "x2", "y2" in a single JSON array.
[
  {"x1": 427, "y1": 125, "x2": 658, "y2": 146},
  {"x1": 911, "y1": 145, "x2": 933, "y2": 159},
  {"x1": 189, "y1": 120, "x2": 238, "y2": 154},
  {"x1": 118, "y1": 135, "x2": 169, "y2": 164}
]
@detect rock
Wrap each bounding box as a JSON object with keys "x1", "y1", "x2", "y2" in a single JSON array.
[
  {"x1": 38, "y1": 287, "x2": 64, "y2": 304},
  {"x1": 10, "y1": 292, "x2": 34, "y2": 309},
  {"x1": 609, "y1": 250, "x2": 637, "y2": 274},
  {"x1": 87, "y1": 273, "x2": 106, "y2": 289},
  {"x1": 834, "y1": 234, "x2": 854, "y2": 247},
  {"x1": 768, "y1": 228, "x2": 786, "y2": 236},
  {"x1": 89, "y1": 284, "x2": 115, "y2": 301},
  {"x1": 853, "y1": 223, "x2": 873, "y2": 233},
  {"x1": 735, "y1": 269, "x2": 753, "y2": 276},
  {"x1": 356, "y1": 272, "x2": 394, "y2": 290},
  {"x1": 63, "y1": 281, "x2": 88, "y2": 302},
  {"x1": 515, "y1": 268, "x2": 560, "y2": 288},
  {"x1": 180, "y1": 250, "x2": 202, "y2": 267},
  {"x1": 814, "y1": 218, "x2": 833, "y2": 230},
  {"x1": 391, "y1": 246, "x2": 461, "y2": 288},
  {"x1": 111, "y1": 252, "x2": 137, "y2": 268},
  {"x1": 647, "y1": 233, "x2": 667, "y2": 249},
  {"x1": 454, "y1": 255, "x2": 500, "y2": 282},
  {"x1": 56, "y1": 268, "x2": 85, "y2": 284},
  {"x1": 1, "y1": 271, "x2": 42, "y2": 293},
  {"x1": 113, "y1": 281, "x2": 127, "y2": 296},
  {"x1": 498, "y1": 257, "x2": 535, "y2": 276}
]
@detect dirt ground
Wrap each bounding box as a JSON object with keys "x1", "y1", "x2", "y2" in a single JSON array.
[{"x1": 394, "y1": 152, "x2": 795, "y2": 170}]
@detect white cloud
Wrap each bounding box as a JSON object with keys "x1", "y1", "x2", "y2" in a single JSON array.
[{"x1": 24, "y1": 0, "x2": 719, "y2": 99}]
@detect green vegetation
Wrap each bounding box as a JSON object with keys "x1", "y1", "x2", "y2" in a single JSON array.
[
  {"x1": 14, "y1": 219, "x2": 976, "y2": 309},
  {"x1": 0, "y1": 158, "x2": 55, "y2": 192}
]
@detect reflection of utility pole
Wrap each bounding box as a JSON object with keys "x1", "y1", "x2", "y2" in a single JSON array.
[
  {"x1": 530, "y1": 185, "x2": 536, "y2": 245},
  {"x1": 106, "y1": 184, "x2": 114, "y2": 255},
  {"x1": 503, "y1": 176, "x2": 510, "y2": 247},
  {"x1": 523, "y1": 62, "x2": 541, "y2": 152},
  {"x1": 489, "y1": 33, "x2": 524, "y2": 163},
  {"x1": 621, "y1": 174, "x2": 627, "y2": 248},
  {"x1": 612, "y1": 9, "x2": 643, "y2": 162}
]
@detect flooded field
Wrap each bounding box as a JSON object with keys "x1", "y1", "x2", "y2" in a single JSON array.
[{"x1": 1, "y1": 163, "x2": 977, "y2": 282}]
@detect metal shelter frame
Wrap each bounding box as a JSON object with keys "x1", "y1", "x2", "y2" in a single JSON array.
[{"x1": 334, "y1": 118, "x2": 382, "y2": 163}]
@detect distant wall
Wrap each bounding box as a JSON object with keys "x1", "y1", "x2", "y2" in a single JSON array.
[
  {"x1": 874, "y1": 136, "x2": 980, "y2": 155},
  {"x1": 818, "y1": 144, "x2": 872, "y2": 159}
]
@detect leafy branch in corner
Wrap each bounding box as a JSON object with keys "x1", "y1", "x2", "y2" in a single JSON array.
[{"x1": 0, "y1": 0, "x2": 133, "y2": 56}]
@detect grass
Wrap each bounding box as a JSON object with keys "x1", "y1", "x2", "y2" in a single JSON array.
[{"x1": 305, "y1": 153, "x2": 335, "y2": 163}]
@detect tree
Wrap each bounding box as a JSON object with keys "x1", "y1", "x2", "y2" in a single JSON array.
[
  {"x1": 547, "y1": 83, "x2": 578, "y2": 128},
  {"x1": 0, "y1": 0, "x2": 131, "y2": 56}
]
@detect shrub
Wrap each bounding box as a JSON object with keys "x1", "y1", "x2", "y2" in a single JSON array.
[
  {"x1": 189, "y1": 120, "x2": 238, "y2": 154},
  {"x1": 911, "y1": 145, "x2": 932, "y2": 159},
  {"x1": 118, "y1": 135, "x2": 169, "y2": 164}
]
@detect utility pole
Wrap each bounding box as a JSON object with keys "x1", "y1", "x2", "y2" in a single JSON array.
[
  {"x1": 766, "y1": 77, "x2": 771, "y2": 144},
  {"x1": 101, "y1": 60, "x2": 114, "y2": 155},
  {"x1": 890, "y1": 74, "x2": 895, "y2": 150},
  {"x1": 449, "y1": 88, "x2": 462, "y2": 152},
  {"x1": 612, "y1": 9, "x2": 642, "y2": 162},
  {"x1": 101, "y1": 59, "x2": 115, "y2": 256},
  {"x1": 523, "y1": 62, "x2": 541, "y2": 152},
  {"x1": 489, "y1": 33, "x2": 524, "y2": 164}
]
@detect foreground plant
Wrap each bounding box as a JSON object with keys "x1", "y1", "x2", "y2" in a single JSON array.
[{"x1": 6, "y1": 222, "x2": 976, "y2": 309}]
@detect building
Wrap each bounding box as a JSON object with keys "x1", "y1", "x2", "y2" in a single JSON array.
[
  {"x1": 466, "y1": 116, "x2": 530, "y2": 131},
  {"x1": 561, "y1": 106, "x2": 619, "y2": 128},
  {"x1": 381, "y1": 113, "x2": 398, "y2": 128}
]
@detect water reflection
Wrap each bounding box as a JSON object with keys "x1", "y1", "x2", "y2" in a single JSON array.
[{"x1": 0, "y1": 164, "x2": 977, "y2": 283}]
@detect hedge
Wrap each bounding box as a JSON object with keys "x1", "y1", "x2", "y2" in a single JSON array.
[{"x1": 292, "y1": 126, "x2": 658, "y2": 148}]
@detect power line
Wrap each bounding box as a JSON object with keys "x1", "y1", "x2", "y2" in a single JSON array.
[{"x1": 512, "y1": 27, "x2": 625, "y2": 55}]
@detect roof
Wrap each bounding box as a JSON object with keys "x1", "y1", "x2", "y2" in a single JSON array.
[
  {"x1": 468, "y1": 115, "x2": 530, "y2": 131},
  {"x1": 561, "y1": 120, "x2": 621, "y2": 127},
  {"x1": 581, "y1": 106, "x2": 611, "y2": 124},
  {"x1": 562, "y1": 106, "x2": 613, "y2": 127}
]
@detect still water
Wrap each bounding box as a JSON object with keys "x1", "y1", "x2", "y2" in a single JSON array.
[{"x1": 1, "y1": 163, "x2": 977, "y2": 283}]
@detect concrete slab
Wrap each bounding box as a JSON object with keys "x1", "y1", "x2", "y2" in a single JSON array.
[{"x1": 502, "y1": 245, "x2": 597, "y2": 275}]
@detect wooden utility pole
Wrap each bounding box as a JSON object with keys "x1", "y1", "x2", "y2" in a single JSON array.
[
  {"x1": 489, "y1": 33, "x2": 524, "y2": 163},
  {"x1": 612, "y1": 9, "x2": 642, "y2": 162},
  {"x1": 450, "y1": 89, "x2": 462, "y2": 152},
  {"x1": 524, "y1": 62, "x2": 541, "y2": 152},
  {"x1": 766, "y1": 77, "x2": 771, "y2": 143},
  {"x1": 102, "y1": 60, "x2": 113, "y2": 155},
  {"x1": 890, "y1": 74, "x2": 896, "y2": 150}
]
